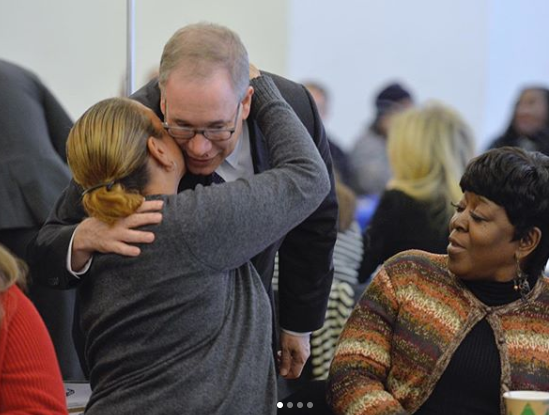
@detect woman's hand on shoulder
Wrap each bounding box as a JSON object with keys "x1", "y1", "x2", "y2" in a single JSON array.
[{"x1": 249, "y1": 63, "x2": 261, "y2": 80}]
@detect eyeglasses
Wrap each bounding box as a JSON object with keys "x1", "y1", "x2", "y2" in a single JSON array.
[{"x1": 162, "y1": 101, "x2": 242, "y2": 142}]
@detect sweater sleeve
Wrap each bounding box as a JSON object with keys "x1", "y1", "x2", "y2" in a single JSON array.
[
  {"x1": 327, "y1": 268, "x2": 409, "y2": 415},
  {"x1": 167, "y1": 75, "x2": 331, "y2": 272},
  {"x1": 0, "y1": 286, "x2": 67, "y2": 415}
]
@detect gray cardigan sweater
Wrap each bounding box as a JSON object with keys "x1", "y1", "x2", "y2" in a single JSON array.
[{"x1": 79, "y1": 76, "x2": 330, "y2": 415}]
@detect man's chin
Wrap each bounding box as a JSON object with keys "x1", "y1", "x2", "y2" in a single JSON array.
[{"x1": 187, "y1": 164, "x2": 218, "y2": 176}]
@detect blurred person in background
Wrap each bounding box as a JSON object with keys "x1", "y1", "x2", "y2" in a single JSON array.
[
  {"x1": 349, "y1": 82, "x2": 413, "y2": 196},
  {"x1": 488, "y1": 86, "x2": 549, "y2": 155},
  {"x1": 358, "y1": 102, "x2": 475, "y2": 283},
  {"x1": 0, "y1": 58, "x2": 82, "y2": 380},
  {"x1": 304, "y1": 81, "x2": 352, "y2": 186}
]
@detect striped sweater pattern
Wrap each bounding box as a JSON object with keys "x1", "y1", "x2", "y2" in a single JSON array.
[{"x1": 327, "y1": 250, "x2": 549, "y2": 415}]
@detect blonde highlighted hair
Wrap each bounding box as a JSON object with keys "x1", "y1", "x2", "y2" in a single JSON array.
[
  {"x1": 67, "y1": 98, "x2": 163, "y2": 224},
  {"x1": 387, "y1": 102, "x2": 475, "y2": 218},
  {"x1": 0, "y1": 244, "x2": 27, "y2": 321}
]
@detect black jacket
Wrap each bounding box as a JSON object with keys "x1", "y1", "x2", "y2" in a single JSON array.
[
  {"x1": 0, "y1": 59, "x2": 72, "y2": 230},
  {"x1": 28, "y1": 73, "x2": 338, "y2": 333}
]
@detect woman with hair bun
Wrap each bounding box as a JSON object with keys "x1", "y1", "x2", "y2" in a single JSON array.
[{"x1": 65, "y1": 73, "x2": 330, "y2": 415}]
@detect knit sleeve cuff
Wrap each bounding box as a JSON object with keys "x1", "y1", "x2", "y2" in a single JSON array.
[{"x1": 249, "y1": 75, "x2": 286, "y2": 118}]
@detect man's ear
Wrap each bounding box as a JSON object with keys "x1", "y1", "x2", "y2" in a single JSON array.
[
  {"x1": 517, "y1": 227, "x2": 542, "y2": 259},
  {"x1": 147, "y1": 137, "x2": 170, "y2": 168},
  {"x1": 160, "y1": 95, "x2": 166, "y2": 118},
  {"x1": 241, "y1": 86, "x2": 254, "y2": 120}
]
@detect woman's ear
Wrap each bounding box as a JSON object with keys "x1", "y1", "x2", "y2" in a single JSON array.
[
  {"x1": 517, "y1": 227, "x2": 542, "y2": 259},
  {"x1": 147, "y1": 137, "x2": 171, "y2": 168}
]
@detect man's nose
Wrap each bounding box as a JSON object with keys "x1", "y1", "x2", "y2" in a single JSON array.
[{"x1": 184, "y1": 133, "x2": 212, "y2": 156}]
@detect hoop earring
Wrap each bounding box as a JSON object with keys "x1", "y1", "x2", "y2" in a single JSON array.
[{"x1": 513, "y1": 254, "x2": 530, "y2": 299}]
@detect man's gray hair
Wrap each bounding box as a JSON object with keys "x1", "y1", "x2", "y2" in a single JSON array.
[{"x1": 159, "y1": 22, "x2": 249, "y2": 99}]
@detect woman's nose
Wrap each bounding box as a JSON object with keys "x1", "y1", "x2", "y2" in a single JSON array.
[{"x1": 450, "y1": 211, "x2": 468, "y2": 232}]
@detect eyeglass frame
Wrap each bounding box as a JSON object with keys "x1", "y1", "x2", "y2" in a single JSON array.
[{"x1": 162, "y1": 100, "x2": 242, "y2": 142}]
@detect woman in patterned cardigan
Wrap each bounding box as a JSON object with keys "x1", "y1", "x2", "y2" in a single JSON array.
[{"x1": 328, "y1": 147, "x2": 549, "y2": 415}]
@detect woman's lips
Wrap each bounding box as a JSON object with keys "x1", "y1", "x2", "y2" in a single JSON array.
[{"x1": 447, "y1": 237, "x2": 465, "y2": 255}]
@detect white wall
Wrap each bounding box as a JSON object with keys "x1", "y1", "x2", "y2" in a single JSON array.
[
  {"x1": 2, "y1": 1, "x2": 548, "y2": 152},
  {"x1": 288, "y1": 0, "x2": 549, "y2": 151},
  {"x1": 0, "y1": 1, "x2": 127, "y2": 120},
  {"x1": 133, "y1": 0, "x2": 289, "y2": 92},
  {"x1": 0, "y1": 0, "x2": 288, "y2": 120}
]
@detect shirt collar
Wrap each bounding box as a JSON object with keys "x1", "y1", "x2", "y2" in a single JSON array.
[{"x1": 216, "y1": 122, "x2": 254, "y2": 181}]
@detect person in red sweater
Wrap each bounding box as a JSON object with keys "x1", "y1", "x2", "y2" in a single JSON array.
[{"x1": 0, "y1": 244, "x2": 67, "y2": 414}]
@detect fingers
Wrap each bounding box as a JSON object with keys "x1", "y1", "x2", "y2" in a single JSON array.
[
  {"x1": 135, "y1": 199, "x2": 164, "y2": 213},
  {"x1": 94, "y1": 228, "x2": 153, "y2": 257},
  {"x1": 280, "y1": 350, "x2": 307, "y2": 379},
  {"x1": 74, "y1": 207, "x2": 163, "y2": 258},
  {"x1": 120, "y1": 212, "x2": 162, "y2": 232},
  {"x1": 249, "y1": 63, "x2": 260, "y2": 79},
  {"x1": 108, "y1": 241, "x2": 141, "y2": 257},
  {"x1": 121, "y1": 201, "x2": 163, "y2": 231},
  {"x1": 102, "y1": 216, "x2": 161, "y2": 253},
  {"x1": 279, "y1": 349, "x2": 291, "y2": 378},
  {"x1": 278, "y1": 332, "x2": 311, "y2": 379}
]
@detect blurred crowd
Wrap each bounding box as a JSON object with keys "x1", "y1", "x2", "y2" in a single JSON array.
[{"x1": 2, "y1": 24, "x2": 549, "y2": 413}]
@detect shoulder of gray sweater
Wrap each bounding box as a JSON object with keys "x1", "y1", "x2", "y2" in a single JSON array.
[
  {"x1": 249, "y1": 75, "x2": 330, "y2": 200},
  {"x1": 249, "y1": 75, "x2": 287, "y2": 117}
]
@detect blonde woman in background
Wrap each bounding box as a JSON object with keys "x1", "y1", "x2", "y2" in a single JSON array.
[
  {"x1": 0, "y1": 244, "x2": 66, "y2": 414},
  {"x1": 358, "y1": 102, "x2": 475, "y2": 283}
]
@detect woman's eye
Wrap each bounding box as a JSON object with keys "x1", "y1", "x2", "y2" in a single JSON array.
[
  {"x1": 451, "y1": 202, "x2": 464, "y2": 212},
  {"x1": 470, "y1": 212, "x2": 485, "y2": 222}
]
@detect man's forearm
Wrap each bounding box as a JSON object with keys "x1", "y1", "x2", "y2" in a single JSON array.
[
  {"x1": 27, "y1": 222, "x2": 82, "y2": 289},
  {"x1": 70, "y1": 219, "x2": 96, "y2": 272}
]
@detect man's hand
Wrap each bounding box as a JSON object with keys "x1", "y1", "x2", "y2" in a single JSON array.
[
  {"x1": 71, "y1": 200, "x2": 164, "y2": 271},
  {"x1": 278, "y1": 331, "x2": 311, "y2": 379}
]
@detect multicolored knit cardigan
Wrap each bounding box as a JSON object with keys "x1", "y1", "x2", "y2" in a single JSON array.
[{"x1": 327, "y1": 250, "x2": 549, "y2": 415}]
